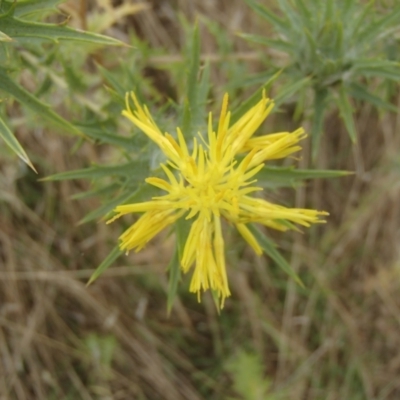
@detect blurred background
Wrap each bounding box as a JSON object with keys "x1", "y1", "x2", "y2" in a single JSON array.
[{"x1": 1, "y1": 0, "x2": 400, "y2": 399}]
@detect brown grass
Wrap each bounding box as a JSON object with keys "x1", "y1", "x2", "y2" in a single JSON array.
[{"x1": 1, "y1": 1, "x2": 400, "y2": 399}]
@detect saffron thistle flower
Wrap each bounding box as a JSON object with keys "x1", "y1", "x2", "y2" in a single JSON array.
[{"x1": 108, "y1": 92, "x2": 328, "y2": 307}]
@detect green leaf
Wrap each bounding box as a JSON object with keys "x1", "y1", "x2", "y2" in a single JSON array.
[
  {"x1": 336, "y1": 85, "x2": 357, "y2": 142},
  {"x1": 276, "y1": 0, "x2": 303, "y2": 34},
  {"x1": 352, "y1": 59, "x2": 400, "y2": 81},
  {"x1": 311, "y1": 88, "x2": 329, "y2": 160},
  {"x1": 341, "y1": 0, "x2": 357, "y2": 22},
  {"x1": 247, "y1": 224, "x2": 304, "y2": 287},
  {"x1": 0, "y1": 12, "x2": 125, "y2": 46},
  {"x1": 2, "y1": 0, "x2": 64, "y2": 17},
  {"x1": 70, "y1": 183, "x2": 120, "y2": 200},
  {"x1": 349, "y1": 1, "x2": 377, "y2": 41},
  {"x1": 230, "y1": 70, "x2": 280, "y2": 124},
  {"x1": 97, "y1": 63, "x2": 127, "y2": 98},
  {"x1": 238, "y1": 33, "x2": 294, "y2": 54},
  {"x1": 175, "y1": 217, "x2": 191, "y2": 259},
  {"x1": 42, "y1": 160, "x2": 149, "y2": 181},
  {"x1": 78, "y1": 183, "x2": 158, "y2": 224},
  {"x1": 0, "y1": 30, "x2": 12, "y2": 41},
  {"x1": 42, "y1": 161, "x2": 148, "y2": 181},
  {"x1": 78, "y1": 190, "x2": 137, "y2": 225},
  {"x1": 181, "y1": 23, "x2": 201, "y2": 135},
  {"x1": 295, "y1": 0, "x2": 313, "y2": 25},
  {"x1": 186, "y1": 24, "x2": 200, "y2": 108},
  {"x1": 198, "y1": 62, "x2": 210, "y2": 111},
  {"x1": 256, "y1": 166, "x2": 350, "y2": 188},
  {"x1": 357, "y1": 7, "x2": 400, "y2": 48},
  {"x1": 87, "y1": 246, "x2": 123, "y2": 285},
  {"x1": 77, "y1": 123, "x2": 138, "y2": 151},
  {"x1": 323, "y1": 0, "x2": 334, "y2": 26},
  {"x1": 348, "y1": 82, "x2": 398, "y2": 112},
  {"x1": 0, "y1": 67, "x2": 83, "y2": 137},
  {"x1": 62, "y1": 61, "x2": 87, "y2": 92},
  {"x1": 167, "y1": 217, "x2": 191, "y2": 314},
  {"x1": 167, "y1": 245, "x2": 181, "y2": 315},
  {"x1": 228, "y1": 70, "x2": 277, "y2": 90},
  {"x1": 244, "y1": 0, "x2": 288, "y2": 35},
  {"x1": 273, "y1": 77, "x2": 311, "y2": 108},
  {"x1": 0, "y1": 113, "x2": 36, "y2": 172},
  {"x1": 226, "y1": 350, "x2": 271, "y2": 400},
  {"x1": 360, "y1": 68, "x2": 400, "y2": 81}
]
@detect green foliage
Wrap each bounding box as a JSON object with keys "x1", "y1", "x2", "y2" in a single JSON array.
[
  {"x1": 243, "y1": 0, "x2": 400, "y2": 157},
  {"x1": 254, "y1": 166, "x2": 350, "y2": 189},
  {"x1": 0, "y1": 0, "x2": 123, "y2": 171},
  {"x1": 225, "y1": 350, "x2": 279, "y2": 400},
  {"x1": 84, "y1": 333, "x2": 117, "y2": 380},
  {"x1": 167, "y1": 218, "x2": 191, "y2": 313},
  {"x1": 2, "y1": 2, "x2": 399, "y2": 398},
  {"x1": 1, "y1": 2, "x2": 346, "y2": 312},
  {"x1": 0, "y1": 112, "x2": 36, "y2": 171},
  {"x1": 248, "y1": 224, "x2": 304, "y2": 287}
]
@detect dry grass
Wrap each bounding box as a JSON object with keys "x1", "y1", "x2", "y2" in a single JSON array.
[{"x1": 1, "y1": 1, "x2": 400, "y2": 399}]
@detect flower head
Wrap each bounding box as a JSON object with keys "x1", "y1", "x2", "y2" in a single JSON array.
[{"x1": 108, "y1": 92, "x2": 328, "y2": 307}]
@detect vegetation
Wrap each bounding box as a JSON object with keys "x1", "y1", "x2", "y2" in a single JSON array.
[{"x1": 1, "y1": 1, "x2": 399, "y2": 399}]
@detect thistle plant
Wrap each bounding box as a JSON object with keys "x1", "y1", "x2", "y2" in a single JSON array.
[
  {"x1": 44, "y1": 25, "x2": 346, "y2": 311},
  {"x1": 242, "y1": 0, "x2": 400, "y2": 157}
]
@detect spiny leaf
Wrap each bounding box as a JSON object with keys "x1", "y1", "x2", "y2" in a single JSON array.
[
  {"x1": 230, "y1": 70, "x2": 280, "y2": 124},
  {"x1": 248, "y1": 224, "x2": 304, "y2": 287},
  {"x1": 295, "y1": 0, "x2": 313, "y2": 24},
  {"x1": 2, "y1": 0, "x2": 64, "y2": 18},
  {"x1": 256, "y1": 166, "x2": 351, "y2": 188},
  {"x1": 0, "y1": 67, "x2": 83, "y2": 137},
  {"x1": 357, "y1": 6, "x2": 400, "y2": 48},
  {"x1": 238, "y1": 33, "x2": 294, "y2": 54},
  {"x1": 42, "y1": 160, "x2": 149, "y2": 181},
  {"x1": 198, "y1": 62, "x2": 210, "y2": 112},
  {"x1": 76, "y1": 123, "x2": 138, "y2": 151},
  {"x1": 70, "y1": 183, "x2": 120, "y2": 200},
  {"x1": 97, "y1": 63, "x2": 127, "y2": 98},
  {"x1": 167, "y1": 245, "x2": 181, "y2": 315},
  {"x1": 181, "y1": 23, "x2": 201, "y2": 135},
  {"x1": 0, "y1": 30, "x2": 12, "y2": 41},
  {"x1": 167, "y1": 218, "x2": 191, "y2": 314},
  {"x1": 0, "y1": 113, "x2": 36, "y2": 172},
  {"x1": 311, "y1": 88, "x2": 329, "y2": 161},
  {"x1": 348, "y1": 82, "x2": 398, "y2": 112},
  {"x1": 244, "y1": 0, "x2": 288, "y2": 35},
  {"x1": 350, "y1": 1, "x2": 380, "y2": 44},
  {"x1": 336, "y1": 85, "x2": 357, "y2": 142},
  {"x1": 87, "y1": 246, "x2": 123, "y2": 285},
  {"x1": 273, "y1": 76, "x2": 311, "y2": 108},
  {"x1": 276, "y1": 0, "x2": 304, "y2": 34},
  {"x1": 352, "y1": 60, "x2": 400, "y2": 81},
  {"x1": 0, "y1": 12, "x2": 125, "y2": 46},
  {"x1": 78, "y1": 184, "x2": 157, "y2": 225},
  {"x1": 228, "y1": 70, "x2": 277, "y2": 90},
  {"x1": 78, "y1": 190, "x2": 137, "y2": 225}
]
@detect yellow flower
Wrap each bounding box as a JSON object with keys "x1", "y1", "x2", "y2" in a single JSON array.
[{"x1": 108, "y1": 91, "x2": 328, "y2": 308}]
